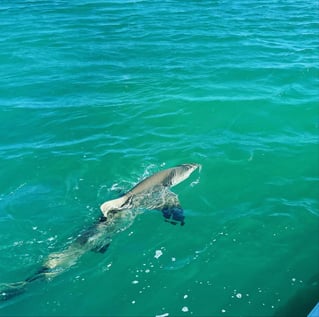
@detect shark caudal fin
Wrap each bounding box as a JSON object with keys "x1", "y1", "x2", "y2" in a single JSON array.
[
  {"x1": 0, "y1": 281, "x2": 27, "y2": 302},
  {"x1": 100, "y1": 196, "x2": 128, "y2": 217},
  {"x1": 0, "y1": 266, "x2": 48, "y2": 303}
]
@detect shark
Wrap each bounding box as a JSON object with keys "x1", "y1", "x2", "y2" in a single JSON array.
[{"x1": 0, "y1": 163, "x2": 200, "y2": 303}]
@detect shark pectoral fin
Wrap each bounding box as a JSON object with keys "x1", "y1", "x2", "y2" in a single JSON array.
[
  {"x1": 161, "y1": 205, "x2": 185, "y2": 226},
  {"x1": 158, "y1": 189, "x2": 185, "y2": 226},
  {"x1": 91, "y1": 242, "x2": 110, "y2": 254}
]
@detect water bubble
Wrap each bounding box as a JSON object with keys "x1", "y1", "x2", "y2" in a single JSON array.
[
  {"x1": 182, "y1": 306, "x2": 189, "y2": 312},
  {"x1": 154, "y1": 250, "x2": 163, "y2": 259}
]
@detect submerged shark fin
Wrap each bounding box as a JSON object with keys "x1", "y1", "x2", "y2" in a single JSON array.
[
  {"x1": 0, "y1": 281, "x2": 27, "y2": 302},
  {"x1": 161, "y1": 205, "x2": 185, "y2": 226},
  {"x1": 91, "y1": 242, "x2": 110, "y2": 254},
  {"x1": 0, "y1": 266, "x2": 49, "y2": 302},
  {"x1": 159, "y1": 190, "x2": 185, "y2": 226}
]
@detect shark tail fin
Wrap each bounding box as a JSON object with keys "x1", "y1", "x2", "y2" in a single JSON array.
[
  {"x1": 100, "y1": 196, "x2": 128, "y2": 217},
  {"x1": 0, "y1": 266, "x2": 48, "y2": 303},
  {"x1": 0, "y1": 281, "x2": 27, "y2": 302},
  {"x1": 0, "y1": 266, "x2": 50, "y2": 303}
]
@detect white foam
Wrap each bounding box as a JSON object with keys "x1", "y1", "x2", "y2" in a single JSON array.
[
  {"x1": 155, "y1": 313, "x2": 169, "y2": 317},
  {"x1": 154, "y1": 250, "x2": 163, "y2": 259}
]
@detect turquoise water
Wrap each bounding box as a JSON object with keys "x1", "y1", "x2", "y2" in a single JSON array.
[{"x1": 0, "y1": 0, "x2": 318, "y2": 316}]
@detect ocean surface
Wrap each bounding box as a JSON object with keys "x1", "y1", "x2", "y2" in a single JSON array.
[{"x1": 0, "y1": 1, "x2": 318, "y2": 316}]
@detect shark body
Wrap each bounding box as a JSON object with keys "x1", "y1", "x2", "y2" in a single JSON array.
[
  {"x1": 100, "y1": 163, "x2": 200, "y2": 224},
  {"x1": 0, "y1": 163, "x2": 200, "y2": 302}
]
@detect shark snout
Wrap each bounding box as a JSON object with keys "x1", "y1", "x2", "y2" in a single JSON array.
[{"x1": 182, "y1": 163, "x2": 201, "y2": 171}]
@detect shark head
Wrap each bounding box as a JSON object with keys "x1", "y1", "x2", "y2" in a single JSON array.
[
  {"x1": 100, "y1": 163, "x2": 201, "y2": 216},
  {"x1": 169, "y1": 163, "x2": 200, "y2": 187}
]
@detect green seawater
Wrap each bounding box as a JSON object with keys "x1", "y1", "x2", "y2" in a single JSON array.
[{"x1": 0, "y1": 1, "x2": 318, "y2": 316}]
